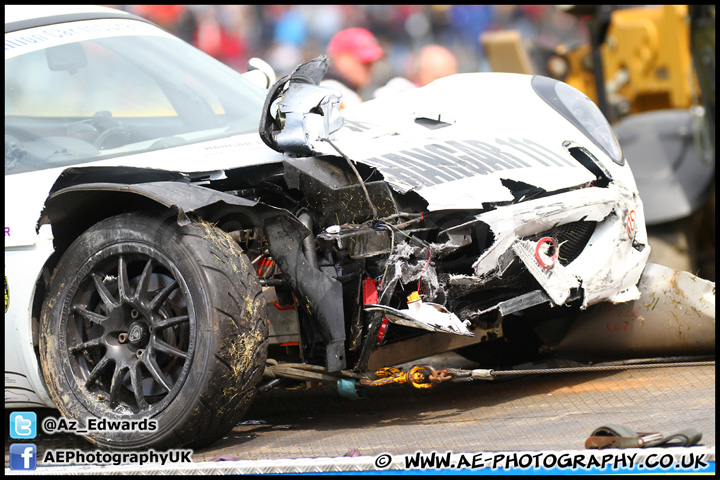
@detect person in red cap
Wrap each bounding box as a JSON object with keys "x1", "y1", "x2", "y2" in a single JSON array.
[{"x1": 321, "y1": 27, "x2": 384, "y2": 108}]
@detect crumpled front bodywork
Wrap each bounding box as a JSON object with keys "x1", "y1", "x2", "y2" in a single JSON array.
[
  {"x1": 23, "y1": 57, "x2": 709, "y2": 382},
  {"x1": 256, "y1": 59, "x2": 653, "y2": 361},
  {"x1": 7, "y1": 10, "x2": 712, "y2": 421},
  {"x1": 260, "y1": 56, "x2": 344, "y2": 157},
  {"x1": 467, "y1": 182, "x2": 649, "y2": 309}
]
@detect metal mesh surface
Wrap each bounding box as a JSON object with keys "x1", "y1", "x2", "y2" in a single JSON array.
[
  {"x1": 5, "y1": 362, "x2": 714, "y2": 468},
  {"x1": 193, "y1": 362, "x2": 714, "y2": 462}
]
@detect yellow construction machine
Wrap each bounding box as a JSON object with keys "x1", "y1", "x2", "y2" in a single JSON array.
[{"x1": 483, "y1": 5, "x2": 715, "y2": 279}]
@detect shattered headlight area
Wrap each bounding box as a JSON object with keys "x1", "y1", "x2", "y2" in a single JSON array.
[
  {"x1": 241, "y1": 147, "x2": 650, "y2": 374},
  {"x1": 240, "y1": 58, "x2": 656, "y2": 374}
]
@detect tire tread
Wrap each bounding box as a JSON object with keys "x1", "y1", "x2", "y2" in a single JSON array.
[{"x1": 39, "y1": 212, "x2": 269, "y2": 450}]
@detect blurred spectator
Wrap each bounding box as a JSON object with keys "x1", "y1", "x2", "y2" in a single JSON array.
[
  {"x1": 448, "y1": 5, "x2": 494, "y2": 53},
  {"x1": 127, "y1": 5, "x2": 186, "y2": 33},
  {"x1": 321, "y1": 27, "x2": 384, "y2": 108},
  {"x1": 163, "y1": 5, "x2": 248, "y2": 71},
  {"x1": 413, "y1": 44, "x2": 458, "y2": 86},
  {"x1": 374, "y1": 44, "x2": 458, "y2": 98},
  {"x1": 263, "y1": 5, "x2": 307, "y2": 75},
  {"x1": 115, "y1": 5, "x2": 585, "y2": 80}
]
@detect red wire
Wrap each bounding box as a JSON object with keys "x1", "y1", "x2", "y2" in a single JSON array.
[{"x1": 417, "y1": 248, "x2": 432, "y2": 294}]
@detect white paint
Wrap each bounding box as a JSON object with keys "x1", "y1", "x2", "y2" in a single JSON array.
[
  {"x1": 470, "y1": 183, "x2": 650, "y2": 309},
  {"x1": 512, "y1": 239, "x2": 579, "y2": 306},
  {"x1": 4, "y1": 225, "x2": 56, "y2": 407},
  {"x1": 4, "y1": 15, "x2": 683, "y2": 409},
  {"x1": 366, "y1": 301, "x2": 473, "y2": 337},
  {"x1": 5, "y1": 18, "x2": 170, "y2": 59}
]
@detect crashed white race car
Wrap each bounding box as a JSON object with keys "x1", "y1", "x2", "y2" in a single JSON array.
[{"x1": 5, "y1": 5, "x2": 715, "y2": 450}]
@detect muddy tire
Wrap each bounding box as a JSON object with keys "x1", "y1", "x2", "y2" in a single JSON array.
[{"x1": 39, "y1": 211, "x2": 268, "y2": 450}]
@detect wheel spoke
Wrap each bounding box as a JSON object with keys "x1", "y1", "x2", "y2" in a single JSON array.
[
  {"x1": 135, "y1": 259, "x2": 154, "y2": 302},
  {"x1": 84, "y1": 356, "x2": 111, "y2": 389},
  {"x1": 69, "y1": 337, "x2": 103, "y2": 354},
  {"x1": 148, "y1": 279, "x2": 178, "y2": 312},
  {"x1": 143, "y1": 354, "x2": 172, "y2": 393},
  {"x1": 72, "y1": 305, "x2": 108, "y2": 325},
  {"x1": 117, "y1": 256, "x2": 131, "y2": 302},
  {"x1": 92, "y1": 273, "x2": 119, "y2": 309},
  {"x1": 55, "y1": 225, "x2": 210, "y2": 421},
  {"x1": 108, "y1": 364, "x2": 127, "y2": 405},
  {"x1": 130, "y1": 363, "x2": 149, "y2": 410},
  {"x1": 153, "y1": 314, "x2": 188, "y2": 330},
  {"x1": 153, "y1": 339, "x2": 188, "y2": 359}
]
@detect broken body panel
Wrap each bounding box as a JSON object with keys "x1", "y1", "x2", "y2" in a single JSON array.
[
  {"x1": 248, "y1": 60, "x2": 663, "y2": 369},
  {"x1": 6, "y1": 45, "x2": 715, "y2": 409}
]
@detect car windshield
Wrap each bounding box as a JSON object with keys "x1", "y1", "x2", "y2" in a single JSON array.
[{"x1": 5, "y1": 18, "x2": 266, "y2": 175}]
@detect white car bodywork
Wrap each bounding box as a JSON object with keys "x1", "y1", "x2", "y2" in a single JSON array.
[
  {"x1": 4, "y1": 7, "x2": 278, "y2": 408},
  {"x1": 334, "y1": 74, "x2": 649, "y2": 308},
  {"x1": 4, "y1": 5, "x2": 712, "y2": 428}
]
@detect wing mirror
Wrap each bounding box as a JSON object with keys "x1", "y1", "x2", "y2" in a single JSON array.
[
  {"x1": 259, "y1": 55, "x2": 344, "y2": 156},
  {"x1": 242, "y1": 57, "x2": 276, "y2": 90}
]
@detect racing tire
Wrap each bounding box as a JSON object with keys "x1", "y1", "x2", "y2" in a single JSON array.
[{"x1": 39, "y1": 211, "x2": 268, "y2": 450}]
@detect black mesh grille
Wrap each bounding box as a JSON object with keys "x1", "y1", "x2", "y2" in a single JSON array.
[{"x1": 526, "y1": 221, "x2": 597, "y2": 266}]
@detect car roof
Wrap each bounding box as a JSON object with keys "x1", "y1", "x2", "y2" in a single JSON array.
[{"x1": 4, "y1": 5, "x2": 148, "y2": 33}]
